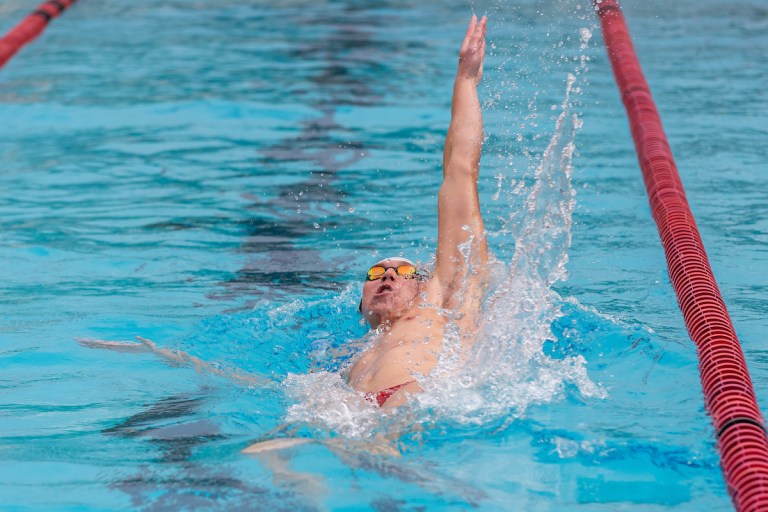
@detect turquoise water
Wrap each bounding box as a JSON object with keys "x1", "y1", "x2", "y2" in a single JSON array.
[{"x1": 1, "y1": 0, "x2": 767, "y2": 510}]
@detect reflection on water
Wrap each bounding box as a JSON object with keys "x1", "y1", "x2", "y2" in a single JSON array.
[
  {"x1": 218, "y1": 7, "x2": 407, "y2": 305},
  {"x1": 103, "y1": 392, "x2": 304, "y2": 510}
]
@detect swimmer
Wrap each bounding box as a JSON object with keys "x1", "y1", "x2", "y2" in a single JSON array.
[
  {"x1": 79, "y1": 16, "x2": 489, "y2": 454},
  {"x1": 348, "y1": 14, "x2": 488, "y2": 407},
  {"x1": 246, "y1": 17, "x2": 489, "y2": 457}
]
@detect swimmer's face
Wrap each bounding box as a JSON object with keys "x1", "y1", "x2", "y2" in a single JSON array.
[{"x1": 360, "y1": 258, "x2": 422, "y2": 327}]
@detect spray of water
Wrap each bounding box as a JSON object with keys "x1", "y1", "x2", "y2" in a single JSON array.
[
  {"x1": 415, "y1": 72, "x2": 606, "y2": 425},
  {"x1": 280, "y1": 78, "x2": 605, "y2": 438}
]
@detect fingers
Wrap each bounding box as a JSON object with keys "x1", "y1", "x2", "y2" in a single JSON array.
[
  {"x1": 480, "y1": 17, "x2": 487, "y2": 61},
  {"x1": 466, "y1": 15, "x2": 477, "y2": 38},
  {"x1": 461, "y1": 15, "x2": 477, "y2": 53},
  {"x1": 136, "y1": 335, "x2": 157, "y2": 350},
  {"x1": 460, "y1": 15, "x2": 487, "y2": 58},
  {"x1": 465, "y1": 15, "x2": 486, "y2": 54},
  {"x1": 473, "y1": 15, "x2": 486, "y2": 46}
]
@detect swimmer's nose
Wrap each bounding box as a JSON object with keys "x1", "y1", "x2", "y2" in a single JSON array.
[{"x1": 382, "y1": 268, "x2": 398, "y2": 281}]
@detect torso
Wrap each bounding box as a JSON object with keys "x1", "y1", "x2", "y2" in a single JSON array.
[
  {"x1": 346, "y1": 301, "x2": 447, "y2": 398},
  {"x1": 347, "y1": 273, "x2": 485, "y2": 406}
]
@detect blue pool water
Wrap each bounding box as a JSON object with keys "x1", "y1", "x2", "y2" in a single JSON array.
[{"x1": 1, "y1": 0, "x2": 767, "y2": 510}]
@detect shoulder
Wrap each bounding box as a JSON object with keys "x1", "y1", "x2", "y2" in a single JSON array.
[{"x1": 419, "y1": 276, "x2": 447, "y2": 309}]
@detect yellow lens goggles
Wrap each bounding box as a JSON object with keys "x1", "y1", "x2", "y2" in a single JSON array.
[{"x1": 366, "y1": 264, "x2": 417, "y2": 281}]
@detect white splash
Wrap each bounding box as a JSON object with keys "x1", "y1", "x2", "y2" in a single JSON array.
[
  {"x1": 417, "y1": 73, "x2": 606, "y2": 424},
  {"x1": 283, "y1": 371, "x2": 381, "y2": 439}
]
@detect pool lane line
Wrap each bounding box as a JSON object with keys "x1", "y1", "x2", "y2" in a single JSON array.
[
  {"x1": 592, "y1": 1, "x2": 768, "y2": 509},
  {"x1": 0, "y1": 0, "x2": 77, "y2": 70}
]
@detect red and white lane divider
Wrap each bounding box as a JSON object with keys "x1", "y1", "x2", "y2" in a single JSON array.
[
  {"x1": 593, "y1": 1, "x2": 768, "y2": 510},
  {"x1": 0, "y1": 0, "x2": 77, "y2": 70}
]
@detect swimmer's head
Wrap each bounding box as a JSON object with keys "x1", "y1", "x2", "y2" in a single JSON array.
[{"x1": 359, "y1": 257, "x2": 427, "y2": 329}]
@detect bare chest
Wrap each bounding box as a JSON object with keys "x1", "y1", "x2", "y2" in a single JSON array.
[{"x1": 347, "y1": 309, "x2": 447, "y2": 392}]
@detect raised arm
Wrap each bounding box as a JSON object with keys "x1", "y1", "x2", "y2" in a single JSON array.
[{"x1": 432, "y1": 15, "x2": 488, "y2": 309}]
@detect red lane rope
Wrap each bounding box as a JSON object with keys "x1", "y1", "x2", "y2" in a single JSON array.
[
  {"x1": 0, "y1": 0, "x2": 76, "y2": 70},
  {"x1": 593, "y1": 1, "x2": 768, "y2": 509}
]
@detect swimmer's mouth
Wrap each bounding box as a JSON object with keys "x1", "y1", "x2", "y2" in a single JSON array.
[{"x1": 376, "y1": 284, "x2": 393, "y2": 294}]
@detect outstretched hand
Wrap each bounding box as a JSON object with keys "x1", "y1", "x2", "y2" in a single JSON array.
[
  {"x1": 457, "y1": 15, "x2": 487, "y2": 85},
  {"x1": 78, "y1": 335, "x2": 268, "y2": 386},
  {"x1": 76, "y1": 337, "x2": 151, "y2": 353},
  {"x1": 76, "y1": 336, "x2": 187, "y2": 366}
]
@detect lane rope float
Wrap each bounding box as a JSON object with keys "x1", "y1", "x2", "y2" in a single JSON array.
[
  {"x1": 0, "y1": 0, "x2": 77, "y2": 70},
  {"x1": 593, "y1": 1, "x2": 768, "y2": 510}
]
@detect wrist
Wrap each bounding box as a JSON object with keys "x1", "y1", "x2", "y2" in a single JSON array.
[{"x1": 454, "y1": 73, "x2": 480, "y2": 88}]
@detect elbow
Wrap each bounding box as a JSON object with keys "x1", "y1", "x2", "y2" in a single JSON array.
[{"x1": 444, "y1": 160, "x2": 479, "y2": 182}]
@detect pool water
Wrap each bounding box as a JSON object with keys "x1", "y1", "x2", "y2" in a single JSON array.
[{"x1": 1, "y1": 0, "x2": 767, "y2": 510}]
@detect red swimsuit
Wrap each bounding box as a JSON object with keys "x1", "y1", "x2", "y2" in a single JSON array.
[{"x1": 365, "y1": 381, "x2": 416, "y2": 407}]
